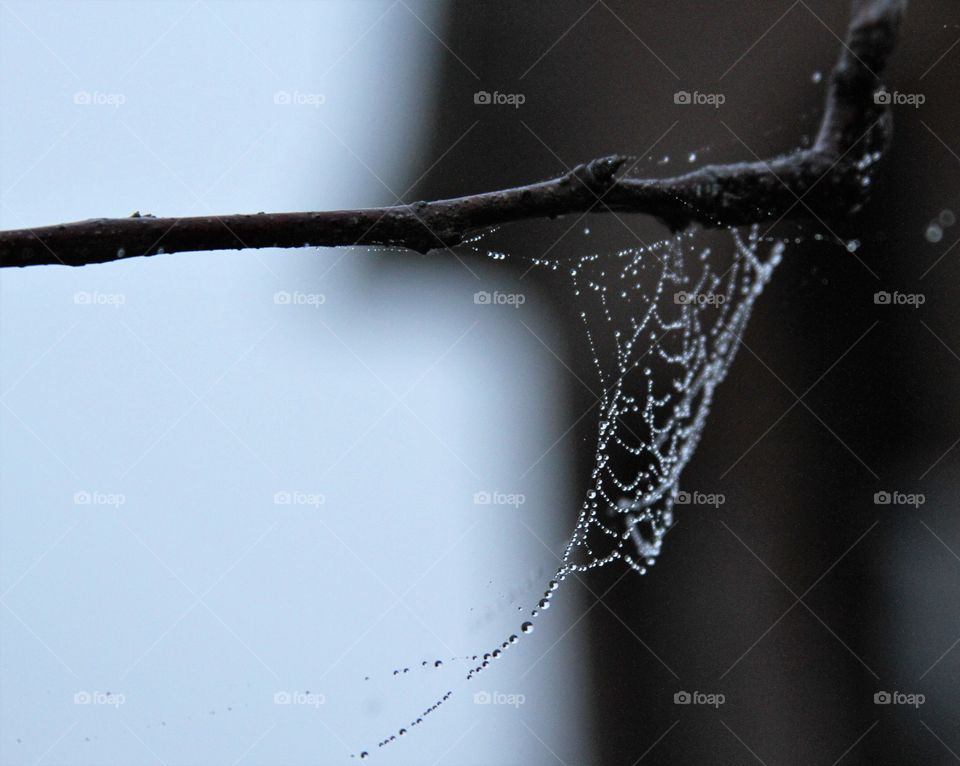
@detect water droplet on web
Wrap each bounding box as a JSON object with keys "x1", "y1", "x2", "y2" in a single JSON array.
[
  {"x1": 926, "y1": 223, "x2": 943, "y2": 243},
  {"x1": 584, "y1": 227, "x2": 591, "y2": 236},
  {"x1": 687, "y1": 152, "x2": 697, "y2": 163},
  {"x1": 521, "y1": 621, "x2": 534, "y2": 634},
  {"x1": 846, "y1": 239, "x2": 861, "y2": 252},
  {"x1": 939, "y1": 209, "x2": 956, "y2": 227},
  {"x1": 811, "y1": 70, "x2": 823, "y2": 83}
]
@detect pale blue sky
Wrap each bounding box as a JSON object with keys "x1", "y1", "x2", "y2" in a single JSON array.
[{"x1": 0, "y1": 3, "x2": 591, "y2": 764}]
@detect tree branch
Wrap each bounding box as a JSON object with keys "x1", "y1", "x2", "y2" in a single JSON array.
[{"x1": 0, "y1": 0, "x2": 906, "y2": 269}]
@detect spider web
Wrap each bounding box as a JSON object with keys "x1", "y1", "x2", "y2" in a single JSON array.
[
  {"x1": 356, "y1": 224, "x2": 784, "y2": 758},
  {"x1": 557, "y1": 224, "x2": 783, "y2": 577}
]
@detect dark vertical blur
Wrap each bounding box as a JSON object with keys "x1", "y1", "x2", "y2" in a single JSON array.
[{"x1": 409, "y1": 2, "x2": 960, "y2": 763}]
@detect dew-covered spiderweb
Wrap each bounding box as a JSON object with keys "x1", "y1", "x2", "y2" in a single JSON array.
[
  {"x1": 353, "y1": 224, "x2": 784, "y2": 758},
  {"x1": 557, "y1": 224, "x2": 784, "y2": 576}
]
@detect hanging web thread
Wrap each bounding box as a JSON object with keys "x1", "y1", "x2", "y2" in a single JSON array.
[{"x1": 355, "y1": 225, "x2": 784, "y2": 758}]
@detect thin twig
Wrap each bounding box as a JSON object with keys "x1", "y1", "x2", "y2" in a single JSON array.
[{"x1": 0, "y1": 0, "x2": 906, "y2": 269}]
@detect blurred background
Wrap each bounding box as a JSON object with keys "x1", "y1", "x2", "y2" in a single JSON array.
[{"x1": 1, "y1": 1, "x2": 958, "y2": 764}]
